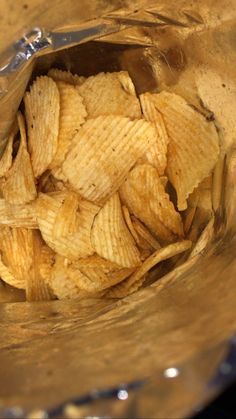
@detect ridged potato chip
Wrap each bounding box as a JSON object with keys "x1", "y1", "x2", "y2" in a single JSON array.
[
  {"x1": 46, "y1": 255, "x2": 103, "y2": 299},
  {"x1": 50, "y1": 81, "x2": 87, "y2": 170},
  {"x1": 91, "y1": 193, "x2": 141, "y2": 268},
  {"x1": 63, "y1": 115, "x2": 157, "y2": 204},
  {"x1": 77, "y1": 71, "x2": 141, "y2": 119},
  {"x1": 0, "y1": 255, "x2": 17, "y2": 289},
  {"x1": 139, "y1": 93, "x2": 169, "y2": 175},
  {"x1": 0, "y1": 227, "x2": 34, "y2": 289},
  {"x1": 0, "y1": 131, "x2": 14, "y2": 177},
  {"x1": 45, "y1": 255, "x2": 86, "y2": 299},
  {"x1": 212, "y1": 153, "x2": 225, "y2": 212},
  {"x1": 52, "y1": 191, "x2": 79, "y2": 239},
  {"x1": 106, "y1": 240, "x2": 192, "y2": 298},
  {"x1": 38, "y1": 244, "x2": 56, "y2": 283},
  {"x1": 51, "y1": 166, "x2": 68, "y2": 183},
  {"x1": 35, "y1": 192, "x2": 100, "y2": 260},
  {"x1": 24, "y1": 76, "x2": 60, "y2": 177},
  {"x1": 48, "y1": 68, "x2": 85, "y2": 86},
  {"x1": 184, "y1": 188, "x2": 199, "y2": 234},
  {"x1": 131, "y1": 216, "x2": 161, "y2": 250},
  {"x1": 153, "y1": 91, "x2": 220, "y2": 210},
  {"x1": 186, "y1": 175, "x2": 213, "y2": 237},
  {"x1": 190, "y1": 216, "x2": 215, "y2": 258},
  {"x1": 75, "y1": 255, "x2": 134, "y2": 292},
  {"x1": 26, "y1": 231, "x2": 55, "y2": 302},
  {"x1": 122, "y1": 205, "x2": 139, "y2": 244},
  {"x1": 123, "y1": 206, "x2": 160, "y2": 253},
  {"x1": 119, "y1": 164, "x2": 183, "y2": 242},
  {"x1": 0, "y1": 199, "x2": 37, "y2": 229},
  {"x1": 1, "y1": 113, "x2": 37, "y2": 205}
]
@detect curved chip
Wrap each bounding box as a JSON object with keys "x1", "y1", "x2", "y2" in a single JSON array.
[
  {"x1": 52, "y1": 191, "x2": 79, "y2": 239},
  {"x1": 48, "y1": 68, "x2": 85, "y2": 86},
  {"x1": 24, "y1": 76, "x2": 60, "y2": 177},
  {"x1": 131, "y1": 216, "x2": 161, "y2": 251},
  {"x1": 26, "y1": 232, "x2": 55, "y2": 302},
  {"x1": 0, "y1": 132, "x2": 14, "y2": 178},
  {"x1": 1, "y1": 113, "x2": 37, "y2": 204},
  {"x1": 119, "y1": 164, "x2": 183, "y2": 242},
  {"x1": 50, "y1": 81, "x2": 87, "y2": 170},
  {"x1": 39, "y1": 244, "x2": 56, "y2": 282},
  {"x1": 0, "y1": 254, "x2": 17, "y2": 289},
  {"x1": 139, "y1": 93, "x2": 169, "y2": 175},
  {"x1": 63, "y1": 115, "x2": 157, "y2": 204},
  {"x1": 0, "y1": 199, "x2": 37, "y2": 229},
  {"x1": 45, "y1": 255, "x2": 87, "y2": 299},
  {"x1": 46, "y1": 255, "x2": 104, "y2": 300},
  {"x1": 122, "y1": 205, "x2": 139, "y2": 244},
  {"x1": 35, "y1": 192, "x2": 100, "y2": 260},
  {"x1": 105, "y1": 275, "x2": 146, "y2": 299},
  {"x1": 0, "y1": 227, "x2": 34, "y2": 289},
  {"x1": 91, "y1": 193, "x2": 141, "y2": 268},
  {"x1": 106, "y1": 240, "x2": 192, "y2": 298},
  {"x1": 77, "y1": 71, "x2": 141, "y2": 119},
  {"x1": 75, "y1": 255, "x2": 134, "y2": 292},
  {"x1": 152, "y1": 91, "x2": 220, "y2": 210}
]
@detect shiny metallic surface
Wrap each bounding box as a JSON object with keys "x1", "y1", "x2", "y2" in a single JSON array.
[{"x1": 0, "y1": 0, "x2": 236, "y2": 417}]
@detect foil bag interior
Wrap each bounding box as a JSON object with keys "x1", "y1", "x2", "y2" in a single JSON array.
[{"x1": 0, "y1": 0, "x2": 236, "y2": 417}]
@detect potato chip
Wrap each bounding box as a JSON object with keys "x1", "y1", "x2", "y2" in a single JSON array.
[
  {"x1": 212, "y1": 152, "x2": 225, "y2": 212},
  {"x1": 24, "y1": 76, "x2": 60, "y2": 177},
  {"x1": 35, "y1": 192, "x2": 100, "y2": 260},
  {"x1": 38, "y1": 244, "x2": 56, "y2": 282},
  {"x1": 152, "y1": 91, "x2": 219, "y2": 210},
  {"x1": 1, "y1": 113, "x2": 37, "y2": 205},
  {"x1": 186, "y1": 175, "x2": 213, "y2": 237},
  {"x1": 119, "y1": 164, "x2": 183, "y2": 242},
  {"x1": 160, "y1": 176, "x2": 168, "y2": 189},
  {"x1": 0, "y1": 131, "x2": 14, "y2": 178},
  {"x1": 190, "y1": 217, "x2": 215, "y2": 258},
  {"x1": 46, "y1": 255, "x2": 103, "y2": 299},
  {"x1": 91, "y1": 193, "x2": 141, "y2": 268},
  {"x1": 106, "y1": 240, "x2": 192, "y2": 298},
  {"x1": 48, "y1": 68, "x2": 85, "y2": 85},
  {"x1": 51, "y1": 166, "x2": 68, "y2": 183},
  {"x1": 77, "y1": 71, "x2": 141, "y2": 119},
  {"x1": 131, "y1": 216, "x2": 161, "y2": 250},
  {"x1": 122, "y1": 206, "x2": 159, "y2": 254},
  {"x1": 52, "y1": 191, "x2": 79, "y2": 239},
  {"x1": 75, "y1": 255, "x2": 134, "y2": 292},
  {"x1": 188, "y1": 204, "x2": 213, "y2": 243},
  {"x1": 0, "y1": 254, "x2": 17, "y2": 289},
  {"x1": 26, "y1": 232, "x2": 55, "y2": 302},
  {"x1": 122, "y1": 205, "x2": 140, "y2": 244},
  {"x1": 45, "y1": 255, "x2": 86, "y2": 299},
  {"x1": 49, "y1": 81, "x2": 87, "y2": 170},
  {"x1": 139, "y1": 93, "x2": 169, "y2": 175},
  {"x1": 184, "y1": 188, "x2": 199, "y2": 234},
  {"x1": 63, "y1": 116, "x2": 157, "y2": 204},
  {"x1": 0, "y1": 199, "x2": 37, "y2": 229},
  {"x1": 0, "y1": 227, "x2": 34, "y2": 289},
  {"x1": 105, "y1": 275, "x2": 146, "y2": 299}
]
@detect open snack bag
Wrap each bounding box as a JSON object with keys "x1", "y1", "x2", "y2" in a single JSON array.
[{"x1": 0, "y1": 0, "x2": 236, "y2": 417}]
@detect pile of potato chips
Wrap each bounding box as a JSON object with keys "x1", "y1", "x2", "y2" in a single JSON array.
[{"x1": 0, "y1": 69, "x2": 220, "y2": 302}]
